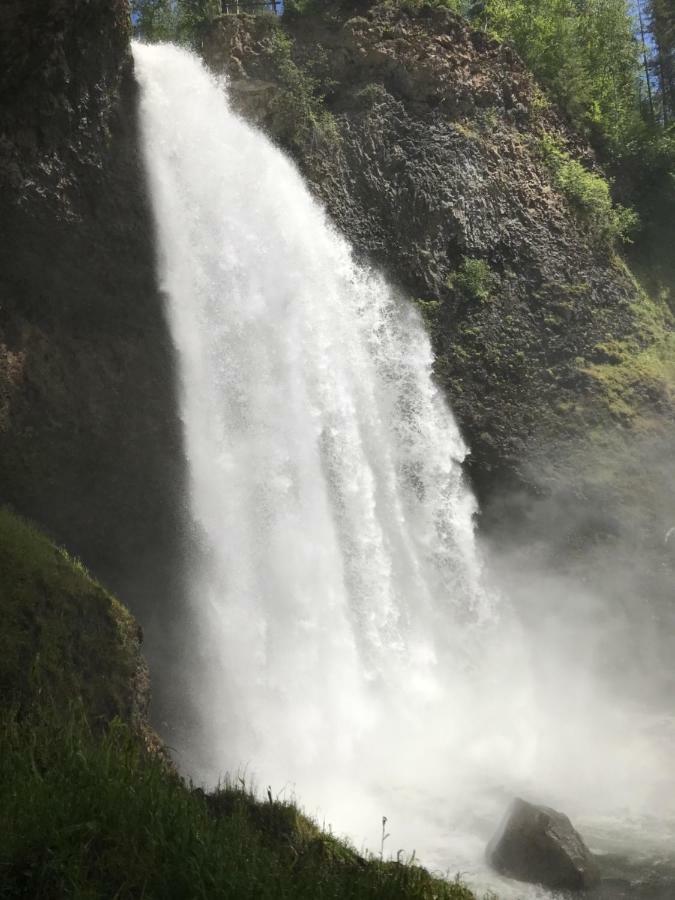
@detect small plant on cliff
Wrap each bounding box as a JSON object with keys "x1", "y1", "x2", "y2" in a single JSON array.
[
  {"x1": 355, "y1": 82, "x2": 392, "y2": 110},
  {"x1": 447, "y1": 257, "x2": 495, "y2": 302},
  {"x1": 264, "y1": 28, "x2": 338, "y2": 150},
  {"x1": 539, "y1": 134, "x2": 638, "y2": 246}
]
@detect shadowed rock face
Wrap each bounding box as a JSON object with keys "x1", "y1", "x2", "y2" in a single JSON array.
[
  {"x1": 0, "y1": 1, "x2": 195, "y2": 741},
  {"x1": 487, "y1": 797, "x2": 600, "y2": 891}
]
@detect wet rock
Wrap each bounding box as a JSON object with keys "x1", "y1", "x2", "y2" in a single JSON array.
[{"x1": 487, "y1": 797, "x2": 601, "y2": 891}]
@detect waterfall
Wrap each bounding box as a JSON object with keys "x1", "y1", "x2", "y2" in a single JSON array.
[{"x1": 133, "y1": 43, "x2": 675, "y2": 895}]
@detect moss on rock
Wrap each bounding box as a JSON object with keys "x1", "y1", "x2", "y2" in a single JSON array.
[{"x1": 0, "y1": 507, "x2": 149, "y2": 730}]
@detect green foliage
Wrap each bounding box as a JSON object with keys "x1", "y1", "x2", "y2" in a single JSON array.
[
  {"x1": 448, "y1": 257, "x2": 495, "y2": 302},
  {"x1": 620, "y1": 123, "x2": 675, "y2": 304},
  {"x1": 283, "y1": 0, "x2": 324, "y2": 17},
  {"x1": 132, "y1": 0, "x2": 220, "y2": 44},
  {"x1": 0, "y1": 708, "x2": 477, "y2": 900},
  {"x1": 285, "y1": 0, "x2": 465, "y2": 17},
  {"x1": 355, "y1": 82, "x2": 392, "y2": 109},
  {"x1": 284, "y1": 0, "x2": 369, "y2": 18},
  {"x1": 641, "y1": 0, "x2": 675, "y2": 127},
  {"x1": 132, "y1": 0, "x2": 178, "y2": 41},
  {"x1": 0, "y1": 508, "x2": 141, "y2": 726},
  {"x1": 474, "y1": 0, "x2": 642, "y2": 156},
  {"x1": 471, "y1": 0, "x2": 673, "y2": 273},
  {"x1": 539, "y1": 134, "x2": 639, "y2": 244},
  {"x1": 263, "y1": 27, "x2": 338, "y2": 150}
]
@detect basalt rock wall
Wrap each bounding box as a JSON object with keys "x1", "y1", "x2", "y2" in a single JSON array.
[{"x1": 202, "y1": 7, "x2": 675, "y2": 600}]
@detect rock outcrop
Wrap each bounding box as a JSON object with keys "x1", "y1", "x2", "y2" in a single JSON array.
[{"x1": 487, "y1": 797, "x2": 600, "y2": 891}]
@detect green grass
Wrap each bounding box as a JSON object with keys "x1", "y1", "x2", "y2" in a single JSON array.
[{"x1": 0, "y1": 709, "x2": 477, "y2": 900}]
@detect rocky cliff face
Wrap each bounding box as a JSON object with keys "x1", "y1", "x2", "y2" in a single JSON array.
[
  {"x1": 0, "y1": 1, "x2": 192, "y2": 733},
  {"x1": 202, "y1": 6, "x2": 675, "y2": 616}
]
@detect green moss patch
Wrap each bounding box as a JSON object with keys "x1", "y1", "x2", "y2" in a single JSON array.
[
  {"x1": 0, "y1": 507, "x2": 143, "y2": 726},
  {"x1": 538, "y1": 133, "x2": 639, "y2": 246},
  {"x1": 582, "y1": 280, "x2": 675, "y2": 424}
]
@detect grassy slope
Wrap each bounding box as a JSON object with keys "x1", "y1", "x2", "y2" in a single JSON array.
[
  {"x1": 0, "y1": 508, "x2": 477, "y2": 900},
  {"x1": 0, "y1": 711, "x2": 477, "y2": 900}
]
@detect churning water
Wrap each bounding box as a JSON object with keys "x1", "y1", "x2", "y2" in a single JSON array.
[{"x1": 134, "y1": 43, "x2": 675, "y2": 897}]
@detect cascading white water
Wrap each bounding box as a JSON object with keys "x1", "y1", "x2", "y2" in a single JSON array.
[{"x1": 134, "y1": 43, "x2": 675, "y2": 897}]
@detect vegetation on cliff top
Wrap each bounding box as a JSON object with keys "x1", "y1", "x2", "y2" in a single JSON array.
[
  {"x1": 260, "y1": 27, "x2": 339, "y2": 149},
  {"x1": 133, "y1": 0, "x2": 673, "y2": 294},
  {"x1": 472, "y1": 0, "x2": 674, "y2": 300}
]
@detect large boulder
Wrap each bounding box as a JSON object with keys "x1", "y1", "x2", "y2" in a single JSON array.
[{"x1": 487, "y1": 797, "x2": 600, "y2": 891}]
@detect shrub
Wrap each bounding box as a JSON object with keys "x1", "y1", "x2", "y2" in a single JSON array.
[
  {"x1": 355, "y1": 82, "x2": 391, "y2": 109},
  {"x1": 263, "y1": 28, "x2": 338, "y2": 150},
  {"x1": 539, "y1": 134, "x2": 639, "y2": 245},
  {"x1": 448, "y1": 257, "x2": 495, "y2": 302}
]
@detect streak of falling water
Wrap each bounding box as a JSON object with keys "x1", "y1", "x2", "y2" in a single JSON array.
[{"x1": 134, "y1": 43, "x2": 675, "y2": 898}]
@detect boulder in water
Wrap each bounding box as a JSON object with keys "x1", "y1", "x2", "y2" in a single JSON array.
[{"x1": 486, "y1": 797, "x2": 600, "y2": 891}]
